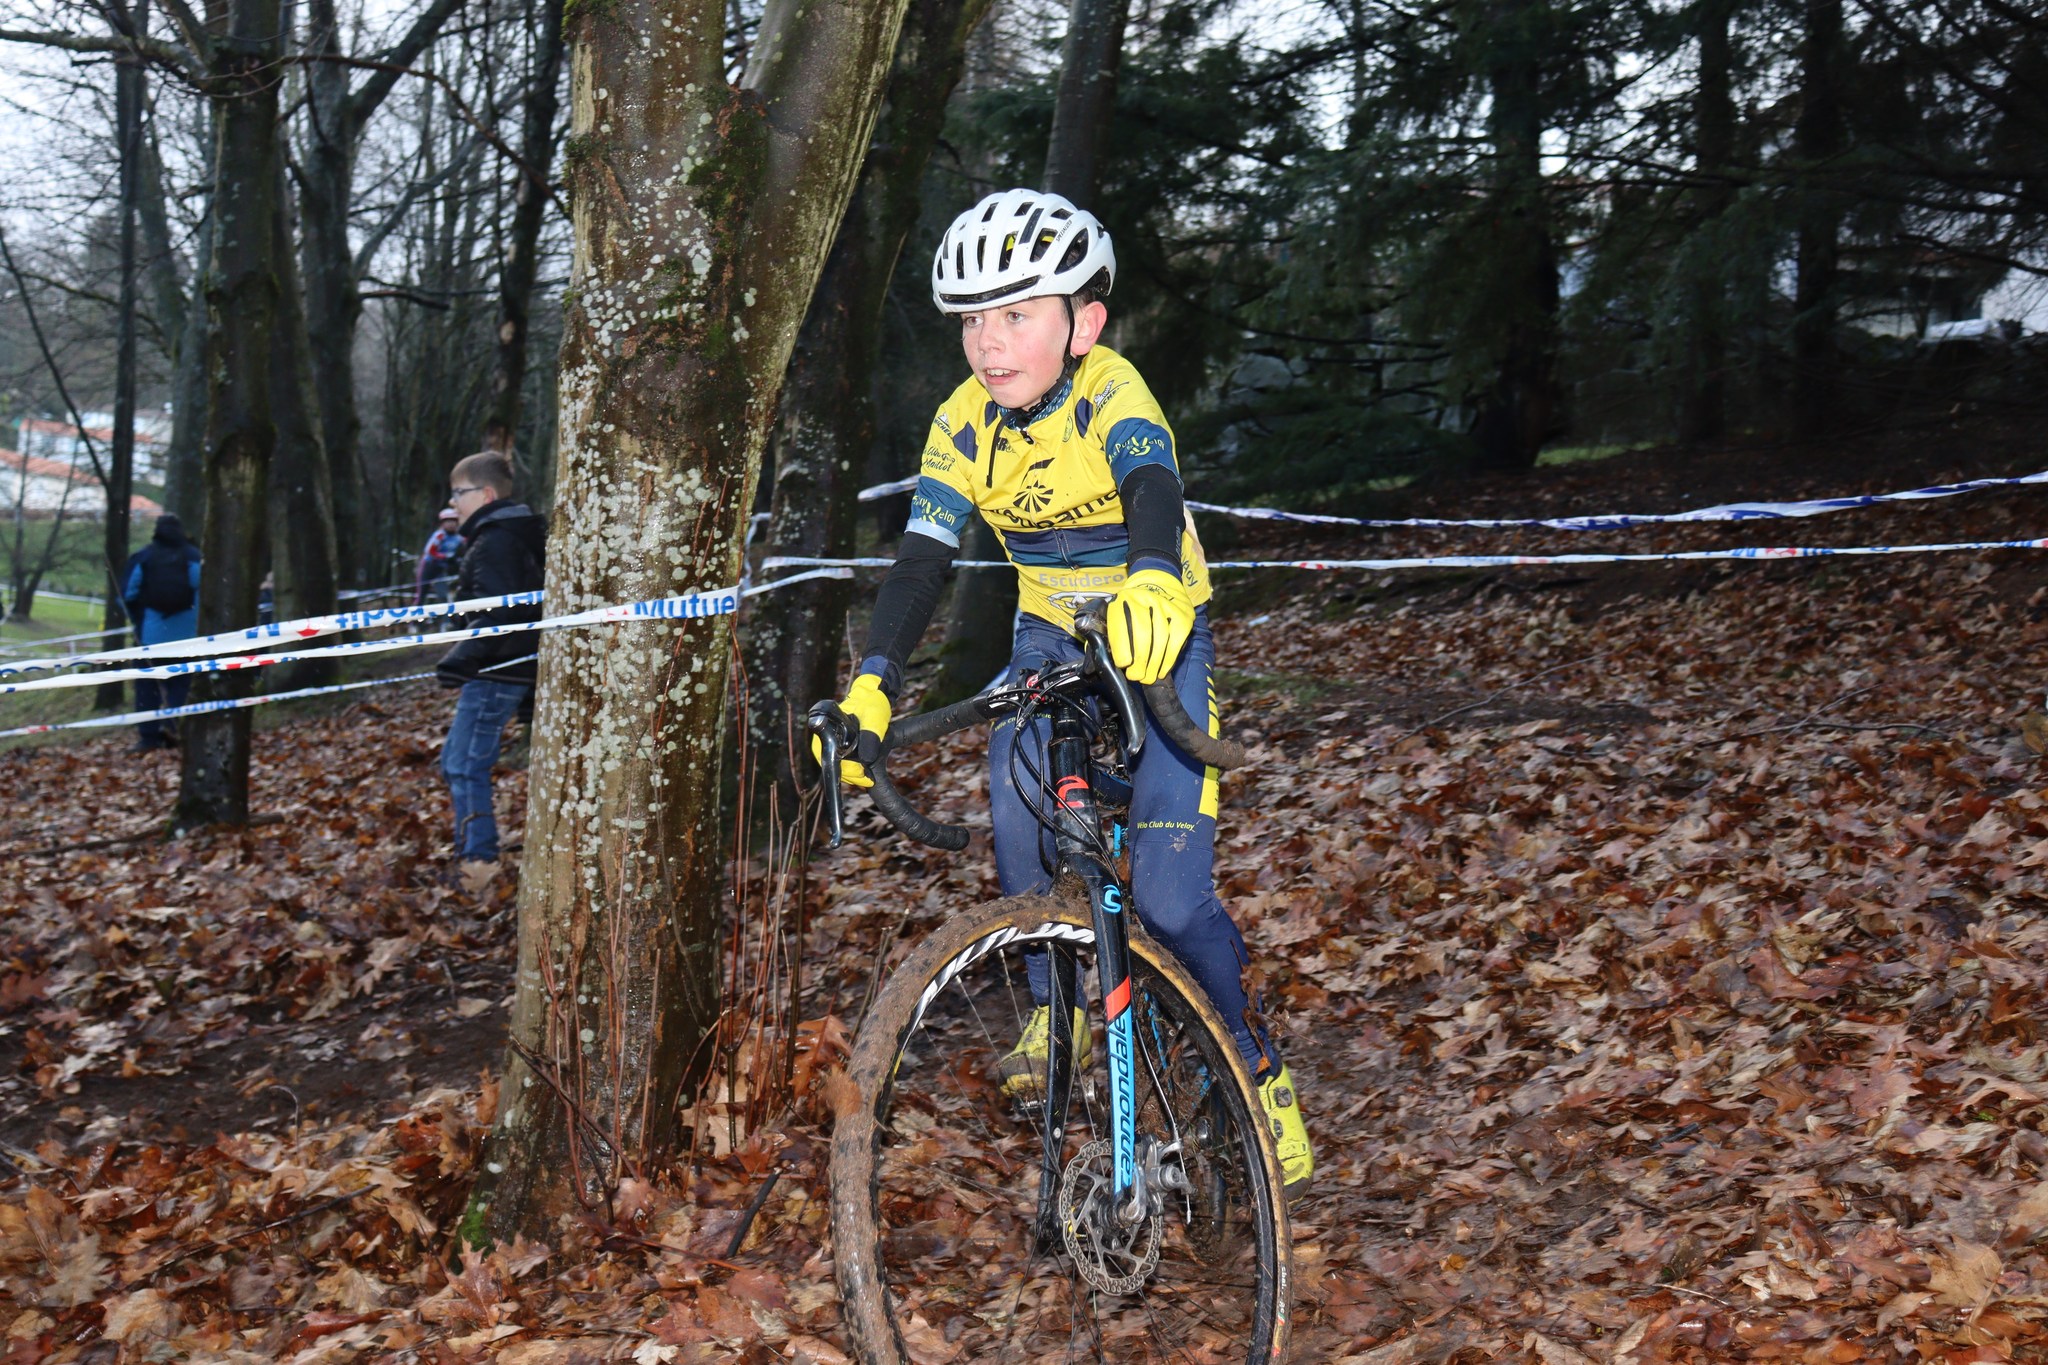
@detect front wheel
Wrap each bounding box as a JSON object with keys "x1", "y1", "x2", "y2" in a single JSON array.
[{"x1": 829, "y1": 890, "x2": 1292, "y2": 1365}]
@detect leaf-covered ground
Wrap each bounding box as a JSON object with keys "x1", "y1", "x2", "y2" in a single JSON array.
[{"x1": 8, "y1": 428, "x2": 2048, "y2": 1362}]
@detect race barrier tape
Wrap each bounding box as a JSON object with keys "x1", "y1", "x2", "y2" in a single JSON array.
[
  {"x1": 0, "y1": 626, "x2": 130, "y2": 656},
  {"x1": 0, "y1": 673, "x2": 439, "y2": 740},
  {"x1": 0, "y1": 567, "x2": 855, "y2": 699},
  {"x1": 2, "y1": 585, "x2": 421, "y2": 660},
  {"x1": 0, "y1": 590, "x2": 545, "y2": 678},
  {"x1": 857, "y1": 469, "x2": 2048, "y2": 530},
  {"x1": 0, "y1": 564, "x2": 855, "y2": 681},
  {"x1": 857, "y1": 476, "x2": 918, "y2": 501},
  {"x1": 764, "y1": 536, "x2": 2048, "y2": 577},
  {"x1": 761, "y1": 556, "x2": 1006, "y2": 571}
]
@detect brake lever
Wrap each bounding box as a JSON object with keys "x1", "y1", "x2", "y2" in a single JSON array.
[
  {"x1": 804, "y1": 701, "x2": 854, "y2": 849},
  {"x1": 1073, "y1": 604, "x2": 1145, "y2": 761}
]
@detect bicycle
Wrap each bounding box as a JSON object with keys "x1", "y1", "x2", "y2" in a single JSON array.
[{"x1": 810, "y1": 596, "x2": 1293, "y2": 1365}]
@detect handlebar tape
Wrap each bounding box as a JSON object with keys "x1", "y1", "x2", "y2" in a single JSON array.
[
  {"x1": 1141, "y1": 680, "x2": 1249, "y2": 770},
  {"x1": 863, "y1": 697, "x2": 991, "y2": 851},
  {"x1": 889, "y1": 696, "x2": 995, "y2": 749},
  {"x1": 865, "y1": 768, "x2": 972, "y2": 852}
]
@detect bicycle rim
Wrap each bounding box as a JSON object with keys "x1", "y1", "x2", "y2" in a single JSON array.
[{"x1": 830, "y1": 892, "x2": 1291, "y2": 1365}]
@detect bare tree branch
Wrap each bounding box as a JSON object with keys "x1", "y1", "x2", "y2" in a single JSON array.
[
  {"x1": 0, "y1": 25, "x2": 197, "y2": 79},
  {"x1": 346, "y1": 0, "x2": 467, "y2": 125},
  {"x1": 287, "y1": 53, "x2": 569, "y2": 218}
]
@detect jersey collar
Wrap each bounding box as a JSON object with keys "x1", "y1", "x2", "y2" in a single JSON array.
[{"x1": 992, "y1": 368, "x2": 1075, "y2": 434}]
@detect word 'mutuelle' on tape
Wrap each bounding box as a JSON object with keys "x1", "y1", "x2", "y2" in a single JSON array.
[{"x1": 857, "y1": 468, "x2": 2048, "y2": 529}]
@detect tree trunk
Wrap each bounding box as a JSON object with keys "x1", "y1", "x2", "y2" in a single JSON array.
[
  {"x1": 177, "y1": 0, "x2": 283, "y2": 829},
  {"x1": 467, "y1": 0, "x2": 911, "y2": 1243},
  {"x1": 267, "y1": 171, "x2": 340, "y2": 687},
  {"x1": 483, "y1": 0, "x2": 568, "y2": 465},
  {"x1": 98, "y1": 0, "x2": 145, "y2": 711},
  {"x1": 162, "y1": 204, "x2": 212, "y2": 527},
  {"x1": 143, "y1": 103, "x2": 208, "y2": 527},
  {"x1": 1793, "y1": 0, "x2": 1846, "y2": 443},
  {"x1": 137, "y1": 113, "x2": 187, "y2": 353},
  {"x1": 1468, "y1": 0, "x2": 1559, "y2": 474},
  {"x1": 1678, "y1": 0, "x2": 1734, "y2": 444},
  {"x1": 299, "y1": 0, "x2": 368, "y2": 586},
  {"x1": 1043, "y1": 0, "x2": 1127, "y2": 201},
  {"x1": 746, "y1": 0, "x2": 995, "y2": 811},
  {"x1": 930, "y1": 0, "x2": 1127, "y2": 706},
  {"x1": 298, "y1": 0, "x2": 465, "y2": 584}
]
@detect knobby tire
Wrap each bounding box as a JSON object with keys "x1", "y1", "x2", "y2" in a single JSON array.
[{"x1": 829, "y1": 890, "x2": 1293, "y2": 1365}]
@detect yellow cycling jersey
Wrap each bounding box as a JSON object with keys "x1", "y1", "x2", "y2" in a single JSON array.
[{"x1": 906, "y1": 346, "x2": 1211, "y2": 632}]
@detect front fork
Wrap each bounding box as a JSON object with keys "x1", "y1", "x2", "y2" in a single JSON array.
[{"x1": 1032, "y1": 709, "x2": 1147, "y2": 1252}]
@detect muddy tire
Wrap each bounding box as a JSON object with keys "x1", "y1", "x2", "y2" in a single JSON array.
[{"x1": 829, "y1": 890, "x2": 1293, "y2": 1364}]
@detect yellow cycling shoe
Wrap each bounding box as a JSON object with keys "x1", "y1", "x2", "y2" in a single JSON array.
[
  {"x1": 994, "y1": 1006, "x2": 1091, "y2": 1101},
  {"x1": 1256, "y1": 1065, "x2": 1315, "y2": 1201}
]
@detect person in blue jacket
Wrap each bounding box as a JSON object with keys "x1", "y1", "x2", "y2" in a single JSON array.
[{"x1": 121, "y1": 513, "x2": 202, "y2": 752}]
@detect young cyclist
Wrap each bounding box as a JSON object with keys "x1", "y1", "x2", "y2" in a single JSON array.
[{"x1": 815, "y1": 188, "x2": 1313, "y2": 1195}]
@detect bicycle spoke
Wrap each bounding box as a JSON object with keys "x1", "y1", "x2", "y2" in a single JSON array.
[{"x1": 850, "y1": 911, "x2": 1281, "y2": 1364}]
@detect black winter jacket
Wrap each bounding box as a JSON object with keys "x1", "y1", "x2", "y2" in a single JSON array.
[{"x1": 437, "y1": 499, "x2": 547, "y2": 688}]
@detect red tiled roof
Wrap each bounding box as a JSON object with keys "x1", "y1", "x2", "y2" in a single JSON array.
[
  {"x1": 19, "y1": 418, "x2": 164, "y2": 446},
  {"x1": 1, "y1": 448, "x2": 163, "y2": 515},
  {"x1": 20, "y1": 417, "x2": 114, "y2": 441},
  {"x1": 0, "y1": 446, "x2": 84, "y2": 480}
]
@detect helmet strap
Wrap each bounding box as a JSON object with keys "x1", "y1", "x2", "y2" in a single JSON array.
[{"x1": 1057, "y1": 295, "x2": 1083, "y2": 387}]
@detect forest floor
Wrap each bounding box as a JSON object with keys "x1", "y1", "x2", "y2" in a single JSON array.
[{"x1": 8, "y1": 415, "x2": 2048, "y2": 1362}]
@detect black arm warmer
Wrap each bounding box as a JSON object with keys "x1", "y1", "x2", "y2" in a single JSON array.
[
  {"x1": 1120, "y1": 463, "x2": 1186, "y2": 573},
  {"x1": 858, "y1": 530, "x2": 957, "y2": 698}
]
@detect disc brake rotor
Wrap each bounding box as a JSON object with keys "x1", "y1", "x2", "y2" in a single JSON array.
[{"x1": 1058, "y1": 1138, "x2": 1162, "y2": 1294}]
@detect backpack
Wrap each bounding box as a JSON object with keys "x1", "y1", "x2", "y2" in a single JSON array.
[{"x1": 137, "y1": 544, "x2": 195, "y2": 615}]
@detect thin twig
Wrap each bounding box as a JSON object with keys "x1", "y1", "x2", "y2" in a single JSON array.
[
  {"x1": 0, "y1": 1141, "x2": 83, "y2": 1192},
  {"x1": 1727, "y1": 684, "x2": 1953, "y2": 741},
  {"x1": 285, "y1": 54, "x2": 570, "y2": 219},
  {"x1": 150, "y1": 1187, "x2": 367, "y2": 1277},
  {"x1": 1727, "y1": 683, "x2": 1880, "y2": 738},
  {"x1": 504, "y1": 1035, "x2": 623, "y2": 1194},
  {"x1": 1392, "y1": 648, "x2": 1621, "y2": 745},
  {"x1": 5, "y1": 825, "x2": 164, "y2": 859},
  {"x1": 0, "y1": 219, "x2": 131, "y2": 618},
  {"x1": 5, "y1": 810, "x2": 285, "y2": 859},
  {"x1": 724, "y1": 1169, "x2": 781, "y2": 1259},
  {"x1": 1740, "y1": 718, "x2": 1952, "y2": 741}
]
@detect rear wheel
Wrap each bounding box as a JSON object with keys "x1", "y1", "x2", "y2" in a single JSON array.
[{"x1": 830, "y1": 890, "x2": 1292, "y2": 1365}]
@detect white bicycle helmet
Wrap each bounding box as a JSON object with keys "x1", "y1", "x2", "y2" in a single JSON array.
[{"x1": 931, "y1": 189, "x2": 1116, "y2": 313}]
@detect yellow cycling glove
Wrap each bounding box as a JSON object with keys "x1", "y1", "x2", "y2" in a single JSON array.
[
  {"x1": 1108, "y1": 567, "x2": 1195, "y2": 686},
  {"x1": 811, "y1": 674, "x2": 891, "y2": 788}
]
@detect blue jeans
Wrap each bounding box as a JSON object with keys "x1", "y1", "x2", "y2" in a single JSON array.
[
  {"x1": 991, "y1": 610, "x2": 1271, "y2": 1073},
  {"x1": 134, "y1": 676, "x2": 191, "y2": 746},
  {"x1": 441, "y1": 679, "x2": 528, "y2": 861}
]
